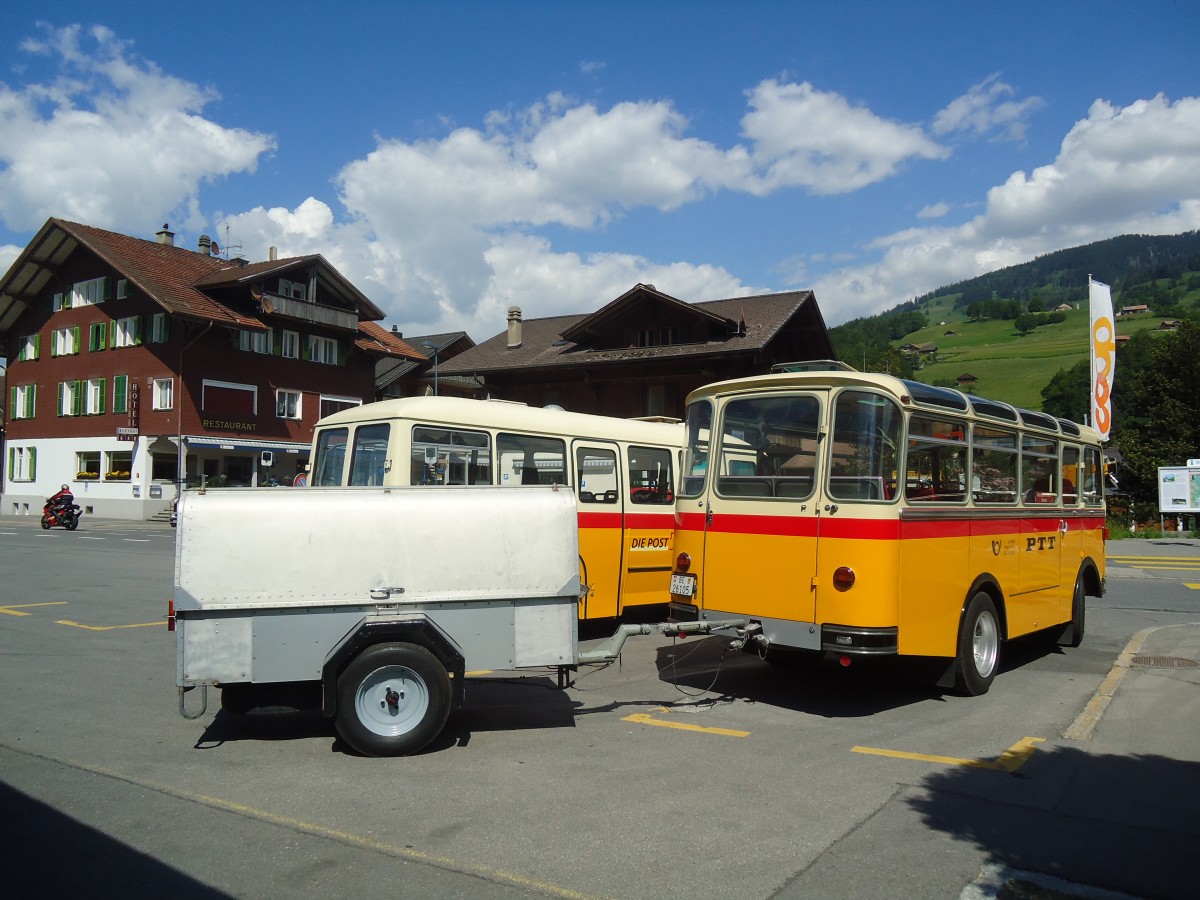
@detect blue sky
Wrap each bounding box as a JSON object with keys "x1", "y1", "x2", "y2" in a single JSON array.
[{"x1": 1, "y1": 1, "x2": 1198, "y2": 346}]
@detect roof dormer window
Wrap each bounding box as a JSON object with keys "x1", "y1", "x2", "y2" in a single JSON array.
[{"x1": 279, "y1": 278, "x2": 307, "y2": 301}]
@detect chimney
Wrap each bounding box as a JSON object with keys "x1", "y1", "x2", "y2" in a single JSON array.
[
  {"x1": 155, "y1": 224, "x2": 175, "y2": 246},
  {"x1": 507, "y1": 306, "x2": 523, "y2": 349},
  {"x1": 269, "y1": 246, "x2": 278, "y2": 261},
  {"x1": 198, "y1": 234, "x2": 211, "y2": 255}
]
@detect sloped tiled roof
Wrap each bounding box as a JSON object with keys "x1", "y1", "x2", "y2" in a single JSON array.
[
  {"x1": 439, "y1": 290, "x2": 827, "y2": 375},
  {"x1": 48, "y1": 219, "x2": 267, "y2": 328},
  {"x1": 1, "y1": 219, "x2": 410, "y2": 360},
  {"x1": 355, "y1": 320, "x2": 425, "y2": 361}
]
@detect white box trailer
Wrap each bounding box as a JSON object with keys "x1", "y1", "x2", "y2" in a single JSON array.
[{"x1": 172, "y1": 485, "x2": 583, "y2": 756}]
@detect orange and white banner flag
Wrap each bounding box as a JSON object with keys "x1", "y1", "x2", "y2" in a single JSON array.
[{"x1": 1089, "y1": 278, "x2": 1115, "y2": 441}]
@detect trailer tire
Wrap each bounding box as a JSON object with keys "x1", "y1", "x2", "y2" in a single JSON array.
[
  {"x1": 954, "y1": 592, "x2": 1000, "y2": 696},
  {"x1": 335, "y1": 642, "x2": 451, "y2": 757}
]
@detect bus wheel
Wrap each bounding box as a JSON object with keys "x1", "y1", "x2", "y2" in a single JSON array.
[
  {"x1": 335, "y1": 642, "x2": 451, "y2": 757},
  {"x1": 955, "y1": 592, "x2": 1000, "y2": 696},
  {"x1": 1063, "y1": 574, "x2": 1086, "y2": 648}
]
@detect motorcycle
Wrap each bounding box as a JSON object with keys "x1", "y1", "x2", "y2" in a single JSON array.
[{"x1": 42, "y1": 487, "x2": 82, "y2": 530}]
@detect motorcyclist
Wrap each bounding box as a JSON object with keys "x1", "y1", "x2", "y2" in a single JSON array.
[{"x1": 47, "y1": 484, "x2": 76, "y2": 517}]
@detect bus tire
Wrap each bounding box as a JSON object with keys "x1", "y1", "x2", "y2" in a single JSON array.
[
  {"x1": 1063, "y1": 574, "x2": 1086, "y2": 648},
  {"x1": 954, "y1": 592, "x2": 1000, "y2": 696},
  {"x1": 335, "y1": 642, "x2": 451, "y2": 757}
]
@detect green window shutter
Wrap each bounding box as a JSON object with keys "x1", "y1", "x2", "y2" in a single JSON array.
[
  {"x1": 134, "y1": 317, "x2": 144, "y2": 346},
  {"x1": 110, "y1": 319, "x2": 117, "y2": 347},
  {"x1": 51, "y1": 333, "x2": 58, "y2": 358},
  {"x1": 57, "y1": 382, "x2": 65, "y2": 417},
  {"x1": 63, "y1": 291, "x2": 72, "y2": 309},
  {"x1": 73, "y1": 380, "x2": 84, "y2": 417},
  {"x1": 72, "y1": 325, "x2": 80, "y2": 353},
  {"x1": 272, "y1": 327, "x2": 282, "y2": 356},
  {"x1": 103, "y1": 276, "x2": 113, "y2": 301},
  {"x1": 29, "y1": 447, "x2": 37, "y2": 480},
  {"x1": 302, "y1": 336, "x2": 312, "y2": 361},
  {"x1": 162, "y1": 316, "x2": 170, "y2": 343},
  {"x1": 337, "y1": 340, "x2": 347, "y2": 366},
  {"x1": 97, "y1": 380, "x2": 106, "y2": 415},
  {"x1": 113, "y1": 375, "x2": 128, "y2": 414},
  {"x1": 34, "y1": 334, "x2": 40, "y2": 359},
  {"x1": 28, "y1": 384, "x2": 36, "y2": 419}
]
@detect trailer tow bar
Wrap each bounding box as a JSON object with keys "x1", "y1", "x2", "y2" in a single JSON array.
[{"x1": 576, "y1": 618, "x2": 752, "y2": 666}]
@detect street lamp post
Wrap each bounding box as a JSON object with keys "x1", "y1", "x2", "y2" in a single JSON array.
[{"x1": 422, "y1": 342, "x2": 440, "y2": 396}]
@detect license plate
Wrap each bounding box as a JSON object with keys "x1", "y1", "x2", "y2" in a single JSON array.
[{"x1": 670, "y1": 573, "x2": 695, "y2": 597}]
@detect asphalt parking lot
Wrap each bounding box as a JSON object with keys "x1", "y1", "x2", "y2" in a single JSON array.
[{"x1": 1, "y1": 519, "x2": 1197, "y2": 899}]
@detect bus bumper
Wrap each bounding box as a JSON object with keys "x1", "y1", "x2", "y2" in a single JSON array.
[{"x1": 821, "y1": 624, "x2": 899, "y2": 655}]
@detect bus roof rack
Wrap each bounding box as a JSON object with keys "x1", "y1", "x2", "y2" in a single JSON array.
[{"x1": 770, "y1": 359, "x2": 857, "y2": 373}]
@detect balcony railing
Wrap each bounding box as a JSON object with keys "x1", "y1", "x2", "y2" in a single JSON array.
[{"x1": 263, "y1": 292, "x2": 358, "y2": 331}]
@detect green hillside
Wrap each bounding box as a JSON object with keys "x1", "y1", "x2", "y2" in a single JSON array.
[{"x1": 830, "y1": 232, "x2": 1200, "y2": 412}]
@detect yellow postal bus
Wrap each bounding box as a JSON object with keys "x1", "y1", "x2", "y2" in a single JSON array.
[
  {"x1": 309, "y1": 396, "x2": 682, "y2": 620},
  {"x1": 668, "y1": 368, "x2": 1106, "y2": 694}
]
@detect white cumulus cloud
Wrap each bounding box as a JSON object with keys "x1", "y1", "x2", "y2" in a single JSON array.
[
  {"x1": 0, "y1": 24, "x2": 274, "y2": 234},
  {"x1": 813, "y1": 93, "x2": 1200, "y2": 323}
]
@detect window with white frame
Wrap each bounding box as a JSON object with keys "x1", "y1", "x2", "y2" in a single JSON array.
[
  {"x1": 52, "y1": 326, "x2": 79, "y2": 356},
  {"x1": 238, "y1": 329, "x2": 271, "y2": 353},
  {"x1": 152, "y1": 378, "x2": 174, "y2": 411},
  {"x1": 308, "y1": 335, "x2": 338, "y2": 365},
  {"x1": 12, "y1": 384, "x2": 36, "y2": 419},
  {"x1": 276, "y1": 389, "x2": 302, "y2": 419},
  {"x1": 150, "y1": 313, "x2": 170, "y2": 344},
  {"x1": 18, "y1": 334, "x2": 39, "y2": 361},
  {"x1": 52, "y1": 292, "x2": 70, "y2": 312},
  {"x1": 89, "y1": 322, "x2": 107, "y2": 351},
  {"x1": 59, "y1": 380, "x2": 80, "y2": 417},
  {"x1": 8, "y1": 446, "x2": 36, "y2": 481},
  {"x1": 116, "y1": 278, "x2": 129, "y2": 299},
  {"x1": 279, "y1": 278, "x2": 307, "y2": 301},
  {"x1": 320, "y1": 395, "x2": 361, "y2": 419},
  {"x1": 113, "y1": 316, "x2": 141, "y2": 348},
  {"x1": 85, "y1": 378, "x2": 106, "y2": 415},
  {"x1": 281, "y1": 329, "x2": 299, "y2": 359},
  {"x1": 72, "y1": 276, "x2": 110, "y2": 307}
]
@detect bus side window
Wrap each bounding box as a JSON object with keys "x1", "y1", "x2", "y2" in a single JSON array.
[
  {"x1": 628, "y1": 446, "x2": 674, "y2": 505},
  {"x1": 576, "y1": 447, "x2": 616, "y2": 503},
  {"x1": 1061, "y1": 445, "x2": 1080, "y2": 506},
  {"x1": 499, "y1": 433, "x2": 567, "y2": 486}
]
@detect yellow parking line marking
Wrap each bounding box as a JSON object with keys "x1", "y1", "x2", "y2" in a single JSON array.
[
  {"x1": 852, "y1": 736, "x2": 1044, "y2": 772},
  {"x1": 0, "y1": 602, "x2": 68, "y2": 617},
  {"x1": 57, "y1": 619, "x2": 166, "y2": 631},
  {"x1": 622, "y1": 712, "x2": 749, "y2": 737},
  {"x1": 1186, "y1": 583, "x2": 1200, "y2": 590}
]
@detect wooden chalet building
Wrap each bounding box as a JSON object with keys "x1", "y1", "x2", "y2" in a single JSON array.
[
  {"x1": 437, "y1": 283, "x2": 836, "y2": 418},
  {"x1": 0, "y1": 218, "x2": 421, "y2": 520}
]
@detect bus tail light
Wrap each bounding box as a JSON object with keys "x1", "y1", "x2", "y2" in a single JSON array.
[
  {"x1": 167, "y1": 599, "x2": 175, "y2": 632},
  {"x1": 833, "y1": 566, "x2": 855, "y2": 591},
  {"x1": 675, "y1": 552, "x2": 691, "y2": 573},
  {"x1": 838, "y1": 655, "x2": 852, "y2": 667}
]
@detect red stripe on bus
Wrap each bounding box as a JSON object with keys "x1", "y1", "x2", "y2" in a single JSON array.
[{"x1": 577, "y1": 511, "x2": 675, "y2": 529}]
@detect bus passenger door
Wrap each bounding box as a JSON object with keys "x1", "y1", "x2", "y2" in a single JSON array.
[
  {"x1": 695, "y1": 393, "x2": 824, "y2": 645},
  {"x1": 574, "y1": 443, "x2": 624, "y2": 619}
]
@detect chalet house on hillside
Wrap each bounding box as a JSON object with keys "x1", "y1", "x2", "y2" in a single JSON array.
[
  {"x1": 435, "y1": 283, "x2": 835, "y2": 418},
  {"x1": 0, "y1": 218, "x2": 421, "y2": 519}
]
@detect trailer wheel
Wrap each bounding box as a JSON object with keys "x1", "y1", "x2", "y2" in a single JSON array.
[
  {"x1": 954, "y1": 592, "x2": 1000, "y2": 696},
  {"x1": 335, "y1": 642, "x2": 451, "y2": 757}
]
